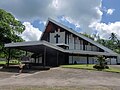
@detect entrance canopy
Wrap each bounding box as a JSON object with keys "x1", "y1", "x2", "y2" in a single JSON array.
[
  {"x1": 5, "y1": 40, "x2": 64, "y2": 53},
  {"x1": 5, "y1": 41, "x2": 66, "y2": 66}
]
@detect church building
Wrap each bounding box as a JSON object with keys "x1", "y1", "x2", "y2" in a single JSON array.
[{"x1": 5, "y1": 18, "x2": 120, "y2": 66}]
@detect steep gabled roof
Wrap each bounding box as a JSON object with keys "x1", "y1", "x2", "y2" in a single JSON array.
[{"x1": 41, "y1": 18, "x2": 118, "y2": 55}]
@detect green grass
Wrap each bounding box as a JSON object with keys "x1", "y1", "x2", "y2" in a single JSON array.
[
  {"x1": 9, "y1": 59, "x2": 20, "y2": 65},
  {"x1": 0, "y1": 59, "x2": 20, "y2": 65},
  {"x1": 0, "y1": 61, "x2": 6, "y2": 65},
  {"x1": 61, "y1": 64, "x2": 120, "y2": 73},
  {"x1": 61, "y1": 64, "x2": 94, "y2": 70},
  {"x1": 104, "y1": 67, "x2": 120, "y2": 73}
]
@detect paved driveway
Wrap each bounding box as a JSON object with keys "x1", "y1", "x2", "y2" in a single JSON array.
[{"x1": 0, "y1": 67, "x2": 120, "y2": 90}]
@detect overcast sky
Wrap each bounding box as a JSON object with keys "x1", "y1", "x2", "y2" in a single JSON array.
[{"x1": 0, "y1": 0, "x2": 120, "y2": 41}]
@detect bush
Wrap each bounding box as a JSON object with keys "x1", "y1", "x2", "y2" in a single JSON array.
[
  {"x1": 93, "y1": 64, "x2": 109, "y2": 70},
  {"x1": 105, "y1": 65, "x2": 109, "y2": 69},
  {"x1": 93, "y1": 55, "x2": 109, "y2": 71}
]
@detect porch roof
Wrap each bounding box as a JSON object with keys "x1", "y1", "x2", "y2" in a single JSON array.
[{"x1": 5, "y1": 40, "x2": 64, "y2": 53}]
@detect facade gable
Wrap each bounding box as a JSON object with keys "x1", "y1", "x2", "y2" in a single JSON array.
[{"x1": 41, "y1": 18, "x2": 117, "y2": 55}]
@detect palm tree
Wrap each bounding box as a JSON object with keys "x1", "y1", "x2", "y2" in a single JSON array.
[
  {"x1": 109, "y1": 33, "x2": 118, "y2": 43},
  {"x1": 93, "y1": 55, "x2": 109, "y2": 71},
  {"x1": 108, "y1": 33, "x2": 118, "y2": 51}
]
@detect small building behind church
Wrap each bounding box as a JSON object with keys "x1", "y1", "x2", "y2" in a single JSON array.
[{"x1": 5, "y1": 18, "x2": 120, "y2": 66}]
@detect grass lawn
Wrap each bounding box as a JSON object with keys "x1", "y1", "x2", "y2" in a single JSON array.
[
  {"x1": 0, "y1": 59, "x2": 20, "y2": 65},
  {"x1": 0, "y1": 61, "x2": 6, "y2": 65},
  {"x1": 61, "y1": 64, "x2": 120, "y2": 73},
  {"x1": 104, "y1": 67, "x2": 120, "y2": 73},
  {"x1": 61, "y1": 64, "x2": 94, "y2": 70}
]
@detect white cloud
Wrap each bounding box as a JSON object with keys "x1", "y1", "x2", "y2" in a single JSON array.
[
  {"x1": 0, "y1": 0, "x2": 102, "y2": 34},
  {"x1": 106, "y1": 9, "x2": 115, "y2": 15},
  {"x1": 2, "y1": 0, "x2": 120, "y2": 40},
  {"x1": 20, "y1": 22, "x2": 42, "y2": 41},
  {"x1": 90, "y1": 22, "x2": 120, "y2": 39}
]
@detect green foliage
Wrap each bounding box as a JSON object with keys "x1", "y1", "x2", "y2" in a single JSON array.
[
  {"x1": 93, "y1": 64, "x2": 109, "y2": 70},
  {"x1": 93, "y1": 56, "x2": 109, "y2": 71},
  {"x1": 109, "y1": 33, "x2": 118, "y2": 42},
  {"x1": 0, "y1": 9, "x2": 25, "y2": 58},
  {"x1": 61, "y1": 64, "x2": 120, "y2": 73},
  {"x1": 0, "y1": 61, "x2": 6, "y2": 65},
  {"x1": 0, "y1": 59, "x2": 20, "y2": 66},
  {"x1": 82, "y1": 33, "x2": 94, "y2": 40},
  {"x1": 61, "y1": 64, "x2": 94, "y2": 70},
  {"x1": 0, "y1": 9, "x2": 25, "y2": 43},
  {"x1": 9, "y1": 59, "x2": 20, "y2": 65},
  {"x1": 82, "y1": 32, "x2": 120, "y2": 54}
]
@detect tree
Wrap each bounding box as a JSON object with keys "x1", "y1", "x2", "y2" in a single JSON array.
[
  {"x1": 0, "y1": 9, "x2": 25, "y2": 58},
  {"x1": 115, "y1": 40, "x2": 120, "y2": 53},
  {"x1": 81, "y1": 32, "x2": 120, "y2": 54},
  {"x1": 82, "y1": 33, "x2": 94, "y2": 40},
  {"x1": 109, "y1": 33, "x2": 118, "y2": 43}
]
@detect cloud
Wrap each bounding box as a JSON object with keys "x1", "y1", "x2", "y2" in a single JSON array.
[
  {"x1": 106, "y1": 9, "x2": 115, "y2": 15},
  {"x1": 55, "y1": 0, "x2": 102, "y2": 34},
  {"x1": 20, "y1": 22, "x2": 42, "y2": 41},
  {"x1": 89, "y1": 22, "x2": 120, "y2": 39},
  {"x1": 0, "y1": 0, "x2": 102, "y2": 34},
  {"x1": 1, "y1": 0, "x2": 120, "y2": 40}
]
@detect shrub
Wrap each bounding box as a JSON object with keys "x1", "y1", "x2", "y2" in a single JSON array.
[
  {"x1": 93, "y1": 55, "x2": 109, "y2": 70},
  {"x1": 93, "y1": 64, "x2": 109, "y2": 70},
  {"x1": 105, "y1": 65, "x2": 109, "y2": 69}
]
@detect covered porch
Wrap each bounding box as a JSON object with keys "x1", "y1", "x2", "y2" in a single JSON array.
[{"x1": 5, "y1": 41, "x2": 66, "y2": 67}]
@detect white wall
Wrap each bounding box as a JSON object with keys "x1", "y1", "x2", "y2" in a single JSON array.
[
  {"x1": 89, "y1": 57, "x2": 98, "y2": 64},
  {"x1": 69, "y1": 56, "x2": 99, "y2": 64},
  {"x1": 50, "y1": 31, "x2": 65, "y2": 44},
  {"x1": 69, "y1": 34, "x2": 74, "y2": 49},
  {"x1": 49, "y1": 30, "x2": 103, "y2": 52},
  {"x1": 69, "y1": 56, "x2": 73, "y2": 64},
  {"x1": 30, "y1": 57, "x2": 42, "y2": 63},
  {"x1": 106, "y1": 58, "x2": 117, "y2": 65},
  {"x1": 69, "y1": 56, "x2": 87, "y2": 64},
  {"x1": 117, "y1": 56, "x2": 120, "y2": 64},
  {"x1": 76, "y1": 37, "x2": 80, "y2": 50},
  {"x1": 79, "y1": 56, "x2": 87, "y2": 64}
]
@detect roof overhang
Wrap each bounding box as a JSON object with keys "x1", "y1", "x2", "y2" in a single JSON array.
[
  {"x1": 5, "y1": 40, "x2": 119, "y2": 57},
  {"x1": 5, "y1": 40, "x2": 64, "y2": 53},
  {"x1": 65, "y1": 50, "x2": 118, "y2": 57}
]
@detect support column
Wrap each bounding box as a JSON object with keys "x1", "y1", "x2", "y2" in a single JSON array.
[
  {"x1": 72, "y1": 53, "x2": 73, "y2": 64},
  {"x1": 43, "y1": 47, "x2": 46, "y2": 67},
  {"x1": 87, "y1": 55, "x2": 89, "y2": 66},
  {"x1": 25, "y1": 51, "x2": 28, "y2": 56},
  {"x1": 116, "y1": 56, "x2": 118, "y2": 65},
  {"x1": 56, "y1": 51, "x2": 59, "y2": 66},
  {"x1": 7, "y1": 48, "x2": 11, "y2": 66},
  {"x1": 35, "y1": 56, "x2": 36, "y2": 63},
  {"x1": 110, "y1": 58, "x2": 111, "y2": 65}
]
